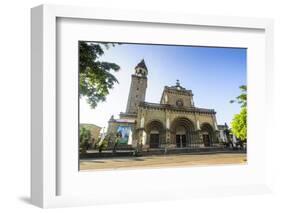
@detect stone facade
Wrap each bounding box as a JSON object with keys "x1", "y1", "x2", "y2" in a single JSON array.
[{"x1": 107, "y1": 59, "x2": 221, "y2": 149}]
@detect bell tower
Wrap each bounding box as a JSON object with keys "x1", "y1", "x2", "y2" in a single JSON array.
[{"x1": 126, "y1": 59, "x2": 148, "y2": 114}]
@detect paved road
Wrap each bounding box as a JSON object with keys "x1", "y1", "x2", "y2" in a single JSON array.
[{"x1": 80, "y1": 153, "x2": 247, "y2": 171}]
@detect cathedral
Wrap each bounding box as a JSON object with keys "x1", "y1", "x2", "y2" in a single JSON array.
[{"x1": 107, "y1": 59, "x2": 221, "y2": 149}]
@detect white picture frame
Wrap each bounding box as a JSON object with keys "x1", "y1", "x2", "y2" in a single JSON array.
[{"x1": 31, "y1": 4, "x2": 274, "y2": 208}]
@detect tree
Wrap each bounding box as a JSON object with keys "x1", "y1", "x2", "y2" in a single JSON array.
[
  {"x1": 79, "y1": 126, "x2": 91, "y2": 154},
  {"x1": 230, "y1": 85, "x2": 247, "y2": 141},
  {"x1": 230, "y1": 85, "x2": 247, "y2": 107},
  {"x1": 231, "y1": 107, "x2": 247, "y2": 141},
  {"x1": 79, "y1": 41, "x2": 120, "y2": 108}
]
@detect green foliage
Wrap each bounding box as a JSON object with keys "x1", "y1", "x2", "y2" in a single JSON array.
[
  {"x1": 230, "y1": 85, "x2": 247, "y2": 107},
  {"x1": 98, "y1": 139, "x2": 108, "y2": 153},
  {"x1": 79, "y1": 41, "x2": 120, "y2": 108},
  {"x1": 230, "y1": 85, "x2": 247, "y2": 141},
  {"x1": 231, "y1": 107, "x2": 247, "y2": 141},
  {"x1": 79, "y1": 126, "x2": 91, "y2": 154}
]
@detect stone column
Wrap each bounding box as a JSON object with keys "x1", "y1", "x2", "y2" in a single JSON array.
[
  {"x1": 141, "y1": 129, "x2": 146, "y2": 145},
  {"x1": 197, "y1": 131, "x2": 204, "y2": 147},
  {"x1": 140, "y1": 115, "x2": 144, "y2": 128},
  {"x1": 212, "y1": 114, "x2": 218, "y2": 131},
  {"x1": 196, "y1": 119, "x2": 201, "y2": 130}
]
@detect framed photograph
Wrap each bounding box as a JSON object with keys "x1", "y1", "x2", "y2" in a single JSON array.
[{"x1": 31, "y1": 4, "x2": 274, "y2": 208}]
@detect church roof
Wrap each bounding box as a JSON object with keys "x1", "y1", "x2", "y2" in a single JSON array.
[
  {"x1": 169, "y1": 80, "x2": 186, "y2": 90},
  {"x1": 135, "y1": 59, "x2": 148, "y2": 70},
  {"x1": 164, "y1": 80, "x2": 192, "y2": 95}
]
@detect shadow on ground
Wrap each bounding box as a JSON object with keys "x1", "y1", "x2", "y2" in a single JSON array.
[{"x1": 18, "y1": 196, "x2": 31, "y2": 205}]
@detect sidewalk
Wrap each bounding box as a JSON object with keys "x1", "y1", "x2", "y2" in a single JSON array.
[{"x1": 80, "y1": 153, "x2": 247, "y2": 171}]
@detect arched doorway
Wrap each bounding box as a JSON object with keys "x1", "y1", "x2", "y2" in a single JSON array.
[
  {"x1": 171, "y1": 117, "x2": 195, "y2": 148},
  {"x1": 200, "y1": 123, "x2": 214, "y2": 147},
  {"x1": 145, "y1": 120, "x2": 164, "y2": 148},
  {"x1": 175, "y1": 125, "x2": 187, "y2": 148}
]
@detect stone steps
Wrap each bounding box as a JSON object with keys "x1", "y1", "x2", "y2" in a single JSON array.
[{"x1": 80, "y1": 147, "x2": 246, "y2": 159}]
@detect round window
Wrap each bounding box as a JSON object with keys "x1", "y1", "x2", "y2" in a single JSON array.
[{"x1": 176, "y1": 99, "x2": 183, "y2": 107}]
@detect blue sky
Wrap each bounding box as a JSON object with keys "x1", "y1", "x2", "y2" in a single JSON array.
[{"x1": 80, "y1": 42, "x2": 246, "y2": 128}]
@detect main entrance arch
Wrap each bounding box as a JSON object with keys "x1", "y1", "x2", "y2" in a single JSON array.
[
  {"x1": 145, "y1": 120, "x2": 164, "y2": 148},
  {"x1": 171, "y1": 117, "x2": 195, "y2": 148}
]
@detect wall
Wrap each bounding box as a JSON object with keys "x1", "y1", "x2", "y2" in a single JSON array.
[
  {"x1": 0, "y1": 0, "x2": 281, "y2": 212},
  {"x1": 140, "y1": 107, "x2": 216, "y2": 130},
  {"x1": 162, "y1": 90, "x2": 194, "y2": 107}
]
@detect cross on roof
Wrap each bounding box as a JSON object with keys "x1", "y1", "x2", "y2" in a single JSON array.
[{"x1": 176, "y1": 79, "x2": 180, "y2": 86}]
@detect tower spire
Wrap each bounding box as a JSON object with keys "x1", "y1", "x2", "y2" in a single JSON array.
[{"x1": 135, "y1": 59, "x2": 148, "y2": 77}]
